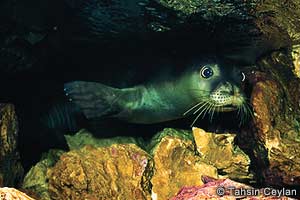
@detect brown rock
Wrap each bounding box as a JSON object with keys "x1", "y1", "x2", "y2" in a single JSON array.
[
  {"x1": 0, "y1": 188, "x2": 35, "y2": 200},
  {"x1": 0, "y1": 104, "x2": 23, "y2": 187},
  {"x1": 150, "y1": 128, "x2": 218, "y2": 200},
  {"x1": 249, "y1": 68, "x2": 300, "y2": 186},
  {"x1": 252, "y1": 0, "x2": 300, "y2": 70},
  {"x1": 48, "y1": 144, "x2": 151, "y2": 200}
]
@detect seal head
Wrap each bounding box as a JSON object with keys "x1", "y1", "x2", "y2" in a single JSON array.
[
  {"x1": 181, "y1": 63, "x2": 248, "y2": 125},
  {"x1": 64, "y1": 63, "x2": 249, "y2": 125}
]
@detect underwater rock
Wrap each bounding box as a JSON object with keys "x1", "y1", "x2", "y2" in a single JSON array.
[
  {"x1": 65, "y1": 129, "x2": 145, "y2": 150},
  {"x1": 22, "y1": 149, "x2": 64, "y2": 200},
  {"x1": 0, "y1": 104, "x2": 23, "y2": 187},
  {"x1": 0, "y1": 187, "x2": 35, "y2": 200},
  {"x1": 249, "y1": 68, "x2": 300, "y2": 186},
  {"x1": 292, "y1": 44, "x2": 300, "y2": 77},
  {"x1": 234, "y1": 4, "x2": 300, "y2": 185},
  {"x1": 60, "y1": 0, "x2": 292, "y2": 65},
  {"x1": 0, "y1": 45, "x2": 36, "y2": 73},
  {"x1": 0, "y1": 21, "x2": 40, "y2": 73},
  {"x1": 47, "y1": 144, "x2": 151, "y2": 200},
  {"x1": 170, "y1": 177, "x2": 297, "y2": 200},
  {"x1": 252, "y1": 0, "x2": 300, "y2": 107},
  {"x1": 65, "y1": 0, "x2": 254, "y2": 37},
  {"x1": 1, "y1": 0, "x2": 295, "y2": 73},
  {"x1": 156, "y1": 0, "x2": 252, "y2": 18},
  {"x1": 149, "y1": 128, "x2": 219, "y2": 200},
  {"x1": 25, "y1": 128, "x2": 255, "y2": 199},
  {"x1": 254, "y1": 0, "x2": 300, "y2": 65},
  {"x1": 149, "y1": 128, "x2": 252, "y2": 199},
  {"x1": 193, "y1": 128, "x2": 253, "y2": 181}
]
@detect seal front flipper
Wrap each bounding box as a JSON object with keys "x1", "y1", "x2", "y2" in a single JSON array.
[{"x1": 64, "y1": 81, "x2": 122, "y2": 119}]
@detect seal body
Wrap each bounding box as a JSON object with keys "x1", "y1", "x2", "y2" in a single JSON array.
[{"x1": 64, "y1": 63, "x2": 247, "y2": 125}]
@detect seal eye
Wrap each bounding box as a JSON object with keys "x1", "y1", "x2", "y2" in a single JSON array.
[{"x1": 200, "y1": 66, "x2": 214, "y2": 78}]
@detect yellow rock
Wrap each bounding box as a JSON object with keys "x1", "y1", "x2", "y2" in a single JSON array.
[
  {"x1": 292, "y1": 44, "x2": 300, "y2": 78},
  {"x1": 0, "y1": 104, "x2": 23, "y2": 187},
  {"x1": 193, "y1": 128, "x2": 252, "y2": 181},
  {"x1": 0, "y1": 188, "x2": 35, "y2": 200},
  {"x1": 48, "y1": 144, "x2": 151, "y2": 200},
  {"x1": 150, "y1": 129, "x2": 218, "y2": 200}
]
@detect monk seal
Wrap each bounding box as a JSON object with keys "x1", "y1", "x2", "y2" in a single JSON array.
[{"x1": 64, "y1": 63, "x2": 250, "y2": 126}]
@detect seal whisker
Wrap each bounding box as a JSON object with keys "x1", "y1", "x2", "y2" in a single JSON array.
[
  {"x1": 191, "y1": 108, "x2": 205, "y2": 127},
  {"x1": 245, "y1": 102, "x2": 254, "y2": 115},
  {"x1": 237, "y1": 105, "x2": 242, "y2": 117},
  {"x1": 190, "y1": 102, "x2": 210, "y2": 127},
  {"x1": 193, "y1": 101, "x2": 209, "y2": 115},
  {"x1": 209, "y1": 103, "x2": 216, "y2": 122},
  {"x1": 245, "y1": 102, "x2": 254, "y2": 119},
  {"x1": 240, "y1": 104, "x2": 246, "y2": 123},
  {"x1": 207, "y1": 103, "x2": 213, "y2": 122},
  {"x1": 201, "y1": 102, "x2": 211, "y2": 120},
  {"x1": 183, "y1": 101, "x2": 204, "y2": 116},
  {"x1": 239, "y1": 104, "x2": 245, "y2": 118},
  {"x1": 206, "y1": 102, "x2": 213, "y2": 117},
  {"x1": 196, "y1": 102, "x2": 209, "y2": 118},
  {"x1": 237, "y1": 105, "x2": 244, "y2": 126},
  {"x1": 241, "y1": 103, "x2": 250, "y2": 124},
  {"x1": 191, "y1": 114, "x2": 200, "y2": 127}
]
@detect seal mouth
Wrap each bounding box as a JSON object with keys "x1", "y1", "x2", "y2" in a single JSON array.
[{"x1": 216, "y1": 104, "x2": 238, "y2": 112}]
